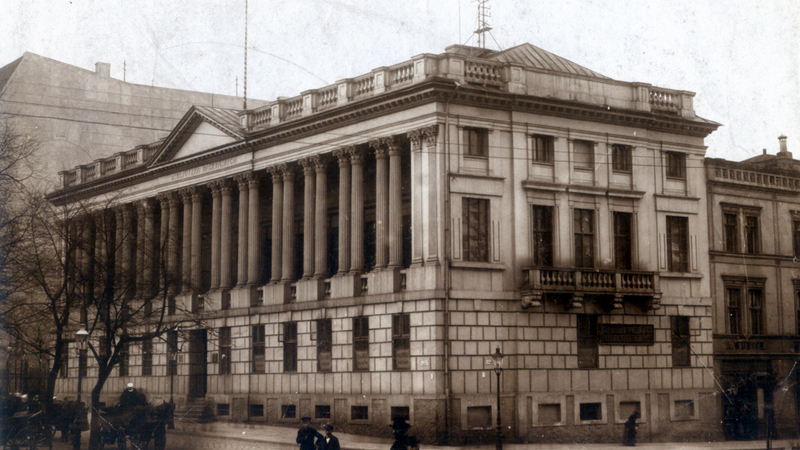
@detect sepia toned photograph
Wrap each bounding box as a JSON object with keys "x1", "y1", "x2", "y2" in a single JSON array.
[{"x1": 1, "y1": 1, "x2": 799, "y2": 449}]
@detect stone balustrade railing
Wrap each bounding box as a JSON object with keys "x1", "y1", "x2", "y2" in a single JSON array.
[
  {"x1": 523, "y1": 267, "x2": 659, "y2": 295},
  {"x1": 708, "y1": 164, "x2": 800, "y2": 192},
  {"x1": 60, "y1": 48, "x2": 701, "y2": 188}
]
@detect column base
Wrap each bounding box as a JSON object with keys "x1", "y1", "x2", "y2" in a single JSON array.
[
  {"x1": 175, "y1": 292, "x2": 197, "y2": 313},
  {"x1": 202, "y1": 290, "x2": 228, "y2": 311},
  {"x1": 404, "y1": 264, "x2": 441, "y2": 291},
  {"x1": 262, "y1": 282, "x2": 293, "y2": 305},
  {"x1": 330, "y1": 273, "x2": 362, "y2": 298},
  {"x1": 369, "y1": 267, "x2": 402, "y2": 295},
  {"x1": 295, "y1": 278, "x2": 326, "y2": 302},
  {"x1": 230, "y1": 285, "x2": 259, "y2": 308}
]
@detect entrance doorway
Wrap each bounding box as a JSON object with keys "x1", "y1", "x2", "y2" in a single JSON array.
[
  {"x1": 188, "y1": 330, "x2": 207, "y2": 399},
  {"x1": 722, "y1": 360, "x2": 774, "y2": 440}
]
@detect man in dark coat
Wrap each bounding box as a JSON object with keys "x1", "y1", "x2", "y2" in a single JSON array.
[
  {"x1": 316, "y1": 423, "x2": 340, "y2": 450},
  {"x1": 296, "y1": 417, "x2": 322, "y2": 450},
  {"x1": 119, "y1": 383, "x2": 146, "y2": 408},
  {"x1": 623, "y1": 410, "x2": 640, "y2": 446}
]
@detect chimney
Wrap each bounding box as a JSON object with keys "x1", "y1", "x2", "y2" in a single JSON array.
[
  {"x1": 778, "y1": 135, "x2": 792, "y2": 159},
  {"x1": 95, "y1": 62, "x2": 111, "y2": 77}
]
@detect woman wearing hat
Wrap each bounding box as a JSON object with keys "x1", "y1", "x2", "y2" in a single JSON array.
[{"x1": 316, "y1": 423, "x2": 339, "y2": 450}]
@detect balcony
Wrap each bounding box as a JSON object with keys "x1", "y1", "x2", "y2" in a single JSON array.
[{"x1": 520, "y1": 267, "x2": 660, "y2": 310}]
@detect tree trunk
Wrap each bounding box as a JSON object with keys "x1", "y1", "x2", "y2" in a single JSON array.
[{"x1": 88, "y1": 376, "x2": 108, "y2": 450}]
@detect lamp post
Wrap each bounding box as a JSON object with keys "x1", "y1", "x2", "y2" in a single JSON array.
[
  {"x1": 73, "y1": 326, "x2": 88, "y2": 450},
  {"x1": 168, "y1": 347, "x2": 177, "y2": 429},
  {"x1": 491, "y1": 347, "x2": 504, "y2": 450}
]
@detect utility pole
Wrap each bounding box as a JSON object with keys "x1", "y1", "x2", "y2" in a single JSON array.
[{"x1": 474, "y1": 0, "x2": 492, "y2": 49}]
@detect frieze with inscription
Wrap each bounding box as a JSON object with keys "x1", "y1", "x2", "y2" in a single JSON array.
[
  {"x1": 597, "y1": 323, "x2": 654, "y2": 345},
  {"x1": 171, "y1": 157, "x2": 240, "y2": 182}
]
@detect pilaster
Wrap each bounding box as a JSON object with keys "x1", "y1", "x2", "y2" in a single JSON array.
[
  {"x1": 371, "y1": 139, "x2": 389, "y2": 269},
  {"x1": 280, "y1": 164, "x2": 296, "y2": 283},
  {"x1": 313, "y1": 155, "x2": 328, "y2": 278},
  {"x1": 349, "y1": 148, "x2": 365, "y2": 274},
  {"x1": 268, "y1": 166, "x2": 283, "y2": 283},
  {"x1": 300, "y1": 157, "x2": 316, "y2": 279},
  {"x1": 334, "y1": 148, "x2": 351, "y2": 275},
  {"x1": 219, "y1": 179, "x2": 234, "y2": 290}
]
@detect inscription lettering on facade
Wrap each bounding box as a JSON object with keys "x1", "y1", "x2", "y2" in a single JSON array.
[
  {"x1": 597, "y1": 324, "x2": 654, "y2": 345},
  {"x1": 172, "y1": 157, "x2": 238, "y2": 181},
  {"x1": 733, "y1": 341, "x2": 765, "y2": 351}
]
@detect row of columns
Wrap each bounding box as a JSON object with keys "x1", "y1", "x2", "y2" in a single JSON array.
[{"x1": 74, "y1": 126, "x2": 439, "y2": 303}]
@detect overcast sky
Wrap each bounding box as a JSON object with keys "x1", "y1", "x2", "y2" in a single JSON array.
[{"x1": 2, "y1": 0, "x2": 799, "y2": 162}]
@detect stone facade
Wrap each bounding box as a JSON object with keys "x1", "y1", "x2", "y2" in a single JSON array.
[{"x1": 49, "y1": 43, "x2": 723, "y2": 444}]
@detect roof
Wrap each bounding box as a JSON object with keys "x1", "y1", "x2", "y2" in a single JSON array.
[
  {"x1": 193, "y1": 106, "x2": 245, "y2": 135},
  {"x1": 489, "y1": 43, "x2": 611, "y2": 80},
  {"x1": 0, "y1": 56, "x2": 23, "y2": 95}
]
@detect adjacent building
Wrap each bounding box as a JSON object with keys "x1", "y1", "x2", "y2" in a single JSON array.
[
  {"x1": 706, "y1": 138, "x2": 800, "y2": 440},
  {"x1": 48, "y1": 43, "x2": 723, "y2": 444}
]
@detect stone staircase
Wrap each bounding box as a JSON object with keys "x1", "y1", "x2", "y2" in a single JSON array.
[{"x1": 174, "y1": 398, "x2": 214, "y2": 425}]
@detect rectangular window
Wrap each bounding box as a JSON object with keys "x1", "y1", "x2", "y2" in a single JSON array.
[
  {"x1": 532, "y1": 134, "x2": 554, "y2": 163},
  {"x1": 538, "y1": 404, "x2": 561, "y2": 425},
  {"x1": 573, "y1": 140, "x2": 593, "y2": 169},
  {"x1": 612, "y1": 144, "x2": 632, "y2": 172},
  {"x1": 462, "y1": 198, "x2": 489, "y2": 262},
  {"x1": 465, "y1": 127, "x2": 489, "y2": 157},
  {"x1": 351, "y1": 405, "x2": 369, "y2": 421},
  {"x1": 317, "y1": 319, "x2": 332, "y2": 372},
  {"x1": 141, "y1": 338, "x2": 153, "y2": 377},
  {"x1": 614, "y1": 212, "x2": 632, "y2": 270},
  {"x1": 283, "y1": 322, "x2": 297, "y2": 373},
  {"x1": 744, "y1": 215, "x2": 760, "y2": 254},
  {"x1": 392, "y1": 313, "x2": 411, "y2": 371},
  {"x1": 315, "y1": 405, "x2": 331, "y2": 420},
  {"x1": 727, "y1": 287, "x2": 742, "y2": 335},
  {"x1": 59, "y1": 342, "x2": 69, "y2": 378},
  {"x1": 252, "y1": 325, "x2": 265, "y2": 373},
  {"x1": 118, "y1": 341, "x2": 129, "y2": 377},
  {"x1": 391, "y1": 406, "x2": 410, "y2": 422},
  {"x1": 217, "y1": 404, "x2": 230, "y2": 416},
  {"x1": 749, "y1": 289, "x2": 764, "y2": 335},
  {"x1": 674, "y1": 400, "x2": 695, "y2": 419},
  {"x1": 579, "y1": 403, "x2": 602, "y2": 421},
  {"x1": 167, "y1": 330, "x2": 178, "y2": 377},
  {"x1": 794, "y1": 219, "x2": 800, "y2": 258},
  {"x1": 577, "y1": 314, "x2": 598, "y2": 369},
  {"x1": 250, "y1": 404, "x2": 264, "y2": 417},
  {"x1": 671, "y1": 316, "x2": 690, "y2": 367},
  {"x1": 281, "y1": 404, "x2": 296, "y2": 419},
  {"x1": 666, "y1": 216, "x2": 689, "y2": 272},
  {"x1": 467, "y1": 406, "x2": 492, "y2": 429},
  {"x1": 219, "y1": 327, "x2": 231, "y2": 375},
  {"x1": 574, "y1": 209, "x2": 594, "y2": 268},
  {"x1": 531, "y1": 205, "x2": 553, "y2": 266},
  {"x1": 353, "y1": 317, "x2": 369, "y2": 372},
  {"x1": 666, "y1": 152, "x2": 686, "y2": 179},
  {"x1": 724, "y1": 213, "x2": 738, "y2": 252}
]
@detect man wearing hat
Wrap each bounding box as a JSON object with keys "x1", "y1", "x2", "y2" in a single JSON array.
[
  {"x1": 296, "y1": 417, "x2": 322, "y2": 450},
  {"x1": 316, "y1": 423, "x2": 339, "y2": 450},
  {"x1": 390, "y1": 418, "x2": 418, "y2": 450},
  {"x1": 119, "y1": 383, "x2": 146, "y2": 408}
]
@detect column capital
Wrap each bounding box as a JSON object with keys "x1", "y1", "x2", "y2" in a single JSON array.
[
  {"x1": 409, "y1": 125, "x2": 438, "y2": 148},
  {"x1": 299, "y1": 157, "x2": 317, "y2": 176},
  {"x1": 234, "y1": 172, "x2": 253, "y2": 189},
  {"x1": 279, "y1": 163, "x2": 296, "y2": 181},
  {"x1": 156, "y1": 192, "x2": 172, "y2": 207},
  {"x1": 209, "y1": 179, "x2": 231, "y2": 196},
  {"x1": 267, "y1": 165, "x2": 283, "y2": 183},
  {"x1": 181, "y1": 185, "x2": 204, "y2": 201},
  {"x1": 168, "y1": 191, "x2": 182, "y2": 207},
  {"x1": 136, "y1": 198, "x2": 156, "y2": 214},
  {"x1": 333, "y1": 147, "x2": 353, "y2": 166},
  {"x1": 347, "y1": 147, "x2": 364, "y2": 165},
  {"x1": 116, "y1": 203, "x2": 133, "y2": 218}
]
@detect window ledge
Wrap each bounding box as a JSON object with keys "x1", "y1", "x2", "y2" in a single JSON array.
[
  {"x1": 659, "y1": 272, "x2": 703, "y2": 279},
  {"x1": 451, "y1": 261, "x2": 506, "y2": 270}
]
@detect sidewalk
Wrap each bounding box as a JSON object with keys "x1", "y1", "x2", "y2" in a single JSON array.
[{"x1": 169, "y1": 420, "x2": 799, "y2": 450}]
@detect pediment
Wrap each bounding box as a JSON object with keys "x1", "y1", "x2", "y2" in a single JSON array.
[{"x1": 150, "y1": 106, "x2": 244, "y2": 166}]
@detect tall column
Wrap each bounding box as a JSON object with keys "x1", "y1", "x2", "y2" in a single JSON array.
[
  {"x1": 247, "y1": 174, "x2": 261, "y2": 285},
  {"x1": 371, "y1": 139, "x2": 389, "y2": 270},
  {"x1": 268, "y1": 167, "x2": 283, "y2": 283},
  {"x1": 334, "y1": 149, "x2": 351, "y2": 275},
  {"x1": 209, "y1": 181, "x2": 222, "y2": 290},
  {"x1": 349, "y1": 148, "x2": 365, "y2": 274},
  {"x1": 220, "y1": 180, "x2": 234, "y2": 289},
  {"x1": 168, "y1": 192, "x2": 181, "y2": 294},
  {"x1": 135, "y1": 202, "x2": 146, "y2": 296},
  {"x1": 143, "y1": 199, "x2": 157, "y2": 297},
  {"x1": 235, "y1": 174, "x2": 250, "y2": 286},
  {"x1": 158, "y1": 194, "x2": 170, "y2": 290},
  {"x1": 300, "y1": 158, "x2": 316, "y2": 279},
  {"x1": 314, "y1": 156, "x2": 328, "y2": 278},
  {"x1": 408, "y1": 130, "x2": 425, "y2": 266},
  {"x1": 387, "y1": 138, "x2": 403, "y2": 268},
  {"x1": 280, "y1": 164, "x2": 296, "y2": 282},
  {"x1": 121, "y1": 205, "x2": 135, "y2": 295},
  {"x1": 190, "y1": 187, "x2": 203, "y2": 293},
  {"x1": 181, "y1": 189, "x2": 193, "y2": 292},
  {"x1": 422, "y1": 125, "x2": 439, "y2": 264},
  {"x1": 114, "y1": 206, "x2": 126, "y2": 290}
]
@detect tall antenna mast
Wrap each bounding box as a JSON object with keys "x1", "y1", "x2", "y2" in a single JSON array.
[
  {"x1": 474, "y1": 0, "x2": 492, "y2": 49},
  {"x1": 243, "y1": 0, "x2": 248, "y2": 110}
]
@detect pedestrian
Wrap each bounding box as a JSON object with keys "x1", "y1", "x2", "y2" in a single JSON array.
[
  {"x1": 623, "y1": 410, "x2": 640, "y2": 446},
  {"x1": 119, "y1": 383, "x2": 147, "y2": 408},
  {"x1": 390, "y1": 418, "x2": 417, "y2": 450},
  {"x1": 317, "y1": 423, "x2": 340, "y2": 450},
  {"x1": 296, "y1": 416, "x2": 322, "y2": 450}
]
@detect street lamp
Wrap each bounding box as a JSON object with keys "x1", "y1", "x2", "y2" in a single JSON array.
[
  {"x1": 168, "y1": 348, "x2": 177, "y2": 429},
  {"x1": 73, "y1": 326, "x2": 88, "y2": 450},
  {"x1": 491, "y1": 347, "x2": 504, "y2": 450}
]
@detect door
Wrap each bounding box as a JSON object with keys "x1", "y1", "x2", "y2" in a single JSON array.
[{"x1": 188, "y1": 330, "x2": 207, "y2": 399}]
